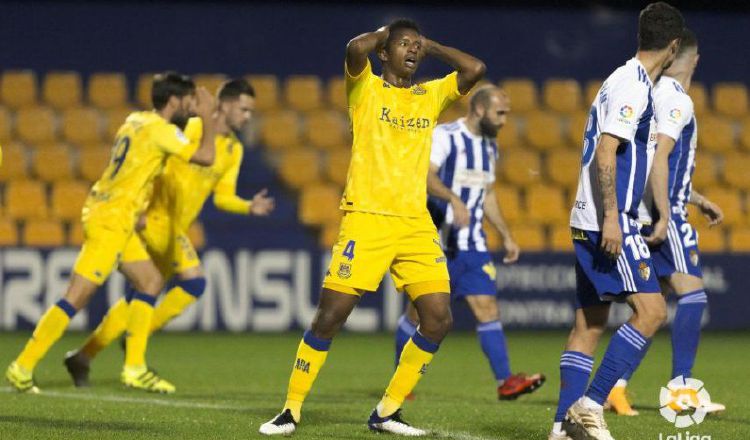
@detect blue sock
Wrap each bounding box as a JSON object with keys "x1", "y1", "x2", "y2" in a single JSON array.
[
  {"x1": 555, "y1": 351, "x2": 593, "y2": 422},
  {"x1": 672, "y1": 290, "x2": 707, "y2": 379},
  {"x1": 586, "y1": 323, "x2": 650, "y2": 405},
  {"x1": 394, "y1": 315, "x2": 417, "y2": 367},
  {"x1": 477, "y1": 320, "x2": 511, "y2": 382},
  {"x1": 621, "y1": 339, "x2": 652, "y2": 381},
  {"x1": 178, "y1": 277, "x2": 206, "y2": 298},
  {"x1": 124, "y1": 283, "x2": 136, "y2": 303}
]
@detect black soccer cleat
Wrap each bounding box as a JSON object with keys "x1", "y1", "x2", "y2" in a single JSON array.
[
  {"x1": 259, "y1": 409, "x2": 298, "y2": 436},
  {"x1": 64, "y1": 350, "x2": 91, "y2": 388}
]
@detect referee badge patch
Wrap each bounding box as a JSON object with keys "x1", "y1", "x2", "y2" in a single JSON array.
[
  {"x1": 337, "y1": 263, "x2": 352, "y2": 279},
  {"x1": 638, "y1": 262, "x2": 651, "y2": 281},
  {"x1": 690, "y1": 250, "x2": 699, "y2": 267}
]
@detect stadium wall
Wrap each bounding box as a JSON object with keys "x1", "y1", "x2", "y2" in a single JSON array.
[
  {"x1": 1, "y1": 2, "x2": 748, "y2": 85},
  {"x1": 1, "y1": 248, "x2": 748, "y2": 332}
]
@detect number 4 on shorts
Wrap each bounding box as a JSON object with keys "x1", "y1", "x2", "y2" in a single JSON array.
[{"x1": 342, "y1": 240, "x2": 356, "y2": 261}]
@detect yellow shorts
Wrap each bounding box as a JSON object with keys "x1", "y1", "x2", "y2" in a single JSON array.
[
  {"x1": 120, "y1": 211, "x2": 200, "y2": 278},
  {"x1": 322, "y1": 211, "x2": 450, "y2": 300},
  {"x1": 73, "y1": 221, "x2": 132, "y2": 285}
]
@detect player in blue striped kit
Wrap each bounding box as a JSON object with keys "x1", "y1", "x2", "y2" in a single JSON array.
[
  {"x1": 606, "y1": 28, "x2": 725, "y2": 417},
  {"x1": 394, "y1": 85, "x2": 545, "y2": 401},
  {"x1": 550, "y1": 3, "x2": 685, "y2": 439}
]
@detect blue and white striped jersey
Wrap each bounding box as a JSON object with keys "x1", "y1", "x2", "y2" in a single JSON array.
[
  {"x1": 429, "y1": 118, "x2": 498, "y2": 252},
  {"x1": 570, "y1": 58, "x2": 657, "y2": 231}
]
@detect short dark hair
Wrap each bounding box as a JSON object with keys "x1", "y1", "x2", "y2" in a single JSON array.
[
  {"x1": 469, "y1": 85, "x2": 497, "y2": 112},
  {"x1": 151, "y1": 71, "x2": 196, "y2": 110},
  {"x1": 386, "y1": 18, "x2": 421, "y2": 46},
  {"x1": 218, "y1": 78, "x2": 255, "y2": 102},
  {"x1": 677, "y1": 28, "x2": 698, "y2": 56},
  {"x1": 638, "y1": 2, "x2": 685, "y2": 51}
]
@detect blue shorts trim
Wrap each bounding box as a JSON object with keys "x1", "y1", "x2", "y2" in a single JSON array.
[
  {"x1": 641, "y1": 216, "x2": 703, "y2": 279},
  {"x1": 573, "y1": 217, "x2": 660, "y2": 308},
  {"x1": 446, "y1": 250, "x2": 497, "y2": 298}
]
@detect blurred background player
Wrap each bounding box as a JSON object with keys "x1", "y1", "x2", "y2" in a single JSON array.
[
  {"x1": 259, "y1": 19, "x2": 485, "y2": 436},
  {"x1": 394, "y1": 85, "x2": 545, "y2": 401},
  {"x1": 5, "y1": 72, "x2": 217, "y2": 394},
  {"x1": 606, "y1": 28, "x2": 726, "y2": 417},
  {"x1": 550, "y1": 3, "x2": 684, "y2": 440},
  {"x1": 63, "y1": 78, "x2": 275, "y2": 391}
]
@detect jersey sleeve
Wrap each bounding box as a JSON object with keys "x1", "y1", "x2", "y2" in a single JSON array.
[
  {"x1": 213, "y1": 141, "x2": 251, "y2": 214},
  {"x1": 655, "y1": 93, "x2": 693, "y2": 141},
  {"x1": 155, "y1": 122, "x2": 196, "y2": 162},
  {"x1": 183, "y1": 117, "x2": 203, "y2": 144},
  {"x1": 429, "y1": 126, "x2": 452, "y2": 167},
  {"x1": 345, "y1": 58, "x2": 373, "y2": 109},
  {"x1": 601, "y1": 80, "x2": 650, "y2": 141},
  {"x1": 426, "y1": 71, "x2": 464, "y2": 117}
]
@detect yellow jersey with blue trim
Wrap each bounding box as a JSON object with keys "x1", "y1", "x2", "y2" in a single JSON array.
[
  {"x1": 342, "y1": 59, "x2": 463, "y2": 217},
  {"x1": 82, "y1": 111, "x2": 196, "y2": 231}
]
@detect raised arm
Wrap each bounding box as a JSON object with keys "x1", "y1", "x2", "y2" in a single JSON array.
[
  {"x1": 189, "y1": 87, "x2": 217, "y2": 166},
  {"x1": 345, "y1": 27, "x2": 389, "y2": 77},
  {"x1": 423, "y1": 39, "x2": 486, "y2": 94},
  {"x1": 427, "y1": 163, "x2": 470, "y2": 228},
  {"x1": 484, "y1": 184, "x2": 520, "y2": 263},
  {"x1": 644, "y1": 134, "x2": 676, "y2": 245},
  {"x1": 596, "y1": 133, "x2": 622, "y2": 259}
]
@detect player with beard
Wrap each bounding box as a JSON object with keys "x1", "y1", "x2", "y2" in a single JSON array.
[
  {"x1": 6, "y1": 72, "x2": 217, "y2": 394},
  {"x1": 394, "y1": 85, "x2": 545, "y2": 400},
  {"x1": 260, "y1": 18, "x2": 485, "y2": 436}
]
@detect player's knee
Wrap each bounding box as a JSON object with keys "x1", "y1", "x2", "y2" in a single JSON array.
[
  {"x1": 178, "y1": 277, "x2": 206, "y2": 298},
  {"x1": 310, "y1": 308, "x2": 348, "y2": 339},
  {"x1": 420, "y1": 308, "x2": 453, "y2": 340}
]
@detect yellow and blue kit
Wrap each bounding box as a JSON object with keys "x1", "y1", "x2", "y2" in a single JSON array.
[
  {"x1": 73, "y1": 111, "x2": 196, "y2": 285},
  {"x1": 323, "y1": 59, "x2": 465, "y2": 299}
]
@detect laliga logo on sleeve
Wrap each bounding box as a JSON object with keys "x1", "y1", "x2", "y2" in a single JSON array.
[
  {"x1": 669, "y1": 108, "x2": 682, "y2": 121},
  {"x1": 659, "y1": 376, "x2": 710, "y2": 428},
  {"x1": 619, "y1": 105, "x2": 635, "y2": 119}
]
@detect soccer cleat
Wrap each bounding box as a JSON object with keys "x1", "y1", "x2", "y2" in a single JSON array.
[
  {"x1": 566, "y1": 400, "x2": 616, "y2": 440},
  {"x1": 606, "y1": 385, "x2": 639, "y2": 416},
  {"x1": 548, "y1": 431, "x2": 573, "y2": 440},
  {"x1": 694, "y1": 400, "x2": 726, "y2": 413},
  {"x1": 498, "y1": 373, "x2": 546, "y2": 400},
  {"x1": 259, "y1": 409, "x2": 297, "y2": 436},
  {"x1": 368, "y1": 409, "x2": 426, "y2": 436},
  {"x1": 64, "y1": 350, "x2": 91, "y2": 388},
  {"x1": 121, "y1": 366, "x2": 175, "y2": 394},
  {"x1": 5, "y1": 362, "x2": 40, "y2": 394}
]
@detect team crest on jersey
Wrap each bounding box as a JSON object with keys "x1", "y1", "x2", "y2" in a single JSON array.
[
  {"x1": 482, "y1": 262, "x2": 497, "y2": 281},
  {"x1": 337, "y1": 263, "x2": 352, "y2": 279},
  {"x1": 411, "y1": 84, "x2": 427, "y2": 95},
  {"x1": 638, "y1": 262, "x2": 651, "y2": 280},
  {"x1": 690, "y1": 250, "x2": 700, "y2": 266}
]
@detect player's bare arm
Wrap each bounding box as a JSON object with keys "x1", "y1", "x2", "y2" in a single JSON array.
[
  {"x1": 483, "y1": 183, "x2": 520, "y2": 264},
  {"x1": 426, "y1": 163, "x2": 470, "y2": 228},
  {"x1": 689, "y1": 189, "x2": 724, "y2": 226},
  {"x1": 644, "y1": 133, "x2": 676, "y2": 245},
  {"x1": 345, "y1": 26, "x2": 389, "y2": 76},
  {"x1": 422, "y1": 38, "x2": 486, "y2": 94},
  {"x1": 596, "y1": 133, "x2": 622, "y2": 259},
  {"x1": 189, "y1": 87, "x2": 217, "y2": 166}
]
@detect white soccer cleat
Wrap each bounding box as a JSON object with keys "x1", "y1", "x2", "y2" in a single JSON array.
[
  {"x1": 259, "y1": 409, "x2": 297, "y2": 436},
  {"x1": 548, "y1": 431, "x2": 573, "y2": 440},
  {"x1": 368, "y1": 409, "x2": 426, "y2": 436},
  {"x1": 566, "y1": 399, "x2": 616, "y2": 440},
  {"x1": 698, "y1": 401, "x2": 726, "y2": 413}
]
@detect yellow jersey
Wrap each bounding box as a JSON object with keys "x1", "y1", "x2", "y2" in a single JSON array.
[
  {"x1": 148, "y1": 118, "x2": 249, "y2": 231},
  {"x1": 342, "y1": 59, "x2": 463, "y2": 217},
  {"x1": 82, "y1": 111, "x2": 196, "y2": 231}
]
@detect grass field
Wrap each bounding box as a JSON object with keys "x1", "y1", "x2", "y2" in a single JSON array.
[{"x1": 1, "y1": 331, "x2": 747, "y2": 440}]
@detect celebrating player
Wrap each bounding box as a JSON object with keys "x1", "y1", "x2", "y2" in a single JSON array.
[
  {"x1": 259, "y1": 19, "x2": 485, "y2": 436},
  {"x1": 5, "y1": 72, "x2": 217, "y2": 394},
  {"x1": 394, "y1": 85, "x2": 545, "y2": 400},
  {"x1": 62, "y1": 78, "x2": 275, "y2": 392},
  {"x1": 549, "y1": 3, "x2": 684, "y2": 440},
  {"x1": 606, "y1": 29, "x2": 725, "y2": 416}
]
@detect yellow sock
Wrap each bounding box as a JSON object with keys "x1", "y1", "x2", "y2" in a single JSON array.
[
  {"x1": 16, "y1": 301, "x2": 74, "y2": 371},
  {"x1": 150, "y1": 286, "x2": 196, "y2": 334},
  {"x1": 378, "y1": 332, "x2": 438, "y2": 417},
  {"x1": 283, "y1": 331, "x2": 331, "y2": 422},
  {"x1": 124, "y1": 295, "x2": 156, "y2": 368},
  {"x1": 81, "y1": 298, "x2": 129, "y2": 359}
]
